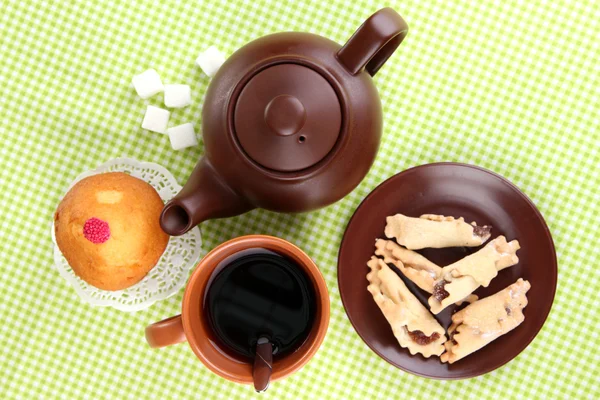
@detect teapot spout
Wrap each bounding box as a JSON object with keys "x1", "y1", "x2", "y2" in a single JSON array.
[{"x1": 160, "y1": 158, "x2": 253, "y2": 236}]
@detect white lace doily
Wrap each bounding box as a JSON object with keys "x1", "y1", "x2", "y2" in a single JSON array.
[{"x1": 51, "y1": 158, "x2": 202, "y2": 312}]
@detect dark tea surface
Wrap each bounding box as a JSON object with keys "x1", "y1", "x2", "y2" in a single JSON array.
[{"x1": 204, "y1": 248, "x2": 316, "y2": 359}]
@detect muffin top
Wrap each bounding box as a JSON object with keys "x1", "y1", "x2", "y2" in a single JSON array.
[{"x1": 54, "y1": 172, "x2": 169, "y2": 290}]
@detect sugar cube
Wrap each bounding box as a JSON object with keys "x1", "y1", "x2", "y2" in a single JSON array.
[
  {"x1": 141, "y1": 105, "x2": 170, "y2": 134},
  {"x1": 168, "y1": 123, "x2": 198, "y2": 150},
  {"x1": 164, "y1": 84, "x2": 192, "y2": 108},
  {"x1": 195, "y1": 46, "x2": 226, "y2": 77},
  {"x1": 132, "y1": 69, "x2": 164, "y2": 99}
]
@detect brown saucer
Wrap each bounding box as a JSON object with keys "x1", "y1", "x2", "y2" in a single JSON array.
[{"x1": 338, "y1": 163, "x2": 557, "y2": 379}]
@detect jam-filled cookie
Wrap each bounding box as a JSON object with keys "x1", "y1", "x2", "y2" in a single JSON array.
[
  {"x1": 385, "y1": 213, "x2": 491, "y2": 250},
  {"x1": 428, "y1": 236, "x2": 520, "y2": 314},
  {"x1": 441, "y1": 278, "x2": 531, "y2": 364},
  {"x1": 366, "y1": 257, "x2": 447, "y2": 358},
  {"x1": 374, "y1": 238, "x2": 442, "y2": 293}
]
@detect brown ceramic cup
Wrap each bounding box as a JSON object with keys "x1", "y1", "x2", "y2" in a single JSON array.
[{"x1": 145, "y1": 235, "x2": 330, "y2": 384}]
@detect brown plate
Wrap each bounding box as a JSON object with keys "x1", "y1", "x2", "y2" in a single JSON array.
[{"x1": 338, "y1": 163, "x2": 557, "y2": 379}]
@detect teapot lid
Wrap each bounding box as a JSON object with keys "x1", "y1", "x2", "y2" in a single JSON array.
[{"x1": 233, "y1": 63, "x2": 342, "y2": 172}]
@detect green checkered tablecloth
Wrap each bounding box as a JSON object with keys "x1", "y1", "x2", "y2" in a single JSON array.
[{"x1": 1, "y1": 0, "x2": 598, "y2": 398}]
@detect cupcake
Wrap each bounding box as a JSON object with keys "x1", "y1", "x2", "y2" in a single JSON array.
[{"x1": 54, "y1": 172, "x2": 169, "y2": 291}]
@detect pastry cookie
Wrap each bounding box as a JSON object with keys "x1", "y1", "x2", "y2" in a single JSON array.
[
  {"x1": 385, "y1": 213, "x2": 492, "y2": 250},
  {"x1": 441, "y1": 278, "x2": 531, "y2": 364},
  {"x1": 366, "y1": 257, "x2": 447, "y2": 358},
  {"x1": 428, "y1": 235, "x2": 520, "y2": 314},
  {"x1": 374, "y1": 239, "x2": 442, "y2": 293}
]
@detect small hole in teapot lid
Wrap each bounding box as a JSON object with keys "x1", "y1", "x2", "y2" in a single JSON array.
[{"x1": 298, "y1": 135, "x2": 306, "y2": 143}]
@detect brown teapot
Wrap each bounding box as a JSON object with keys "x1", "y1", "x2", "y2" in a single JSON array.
[{"x1": 160, "y1": 8, "x2": 408, "y2": 236}]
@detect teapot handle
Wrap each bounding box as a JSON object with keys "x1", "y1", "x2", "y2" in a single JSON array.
[{"x1": 337, "y1": 8, "x2": 408, "y2": 77}]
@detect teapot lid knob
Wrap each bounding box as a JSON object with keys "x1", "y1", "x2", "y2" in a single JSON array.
[
  {"x1": 264, "y1": 95, "x2": 306, "y2": 137},
  {"x1": 234, "y1": 63, "x2": 342, "y2": 172}
]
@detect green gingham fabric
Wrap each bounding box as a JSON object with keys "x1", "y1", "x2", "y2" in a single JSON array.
[{"x1": 1, "y1": 1, "x2": 599, "y2": 399}]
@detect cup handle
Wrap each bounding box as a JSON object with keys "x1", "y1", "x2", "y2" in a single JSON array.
[
  {"x1": 337, "y1": 8, "x2": 408, "y2": 77},
  {"x1": 145, "y1": 315, "x2": 187, "y2": 348}
]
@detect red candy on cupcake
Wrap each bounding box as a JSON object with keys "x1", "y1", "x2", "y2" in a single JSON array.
[{"x1": 83, "y1": 217, "x2": 111, "y2": 244}]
